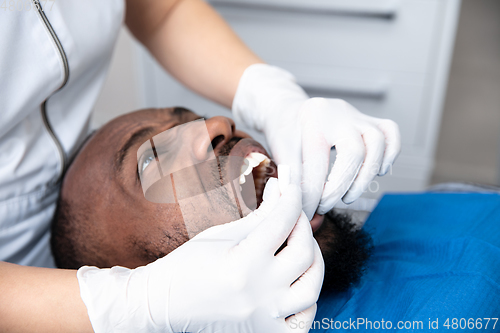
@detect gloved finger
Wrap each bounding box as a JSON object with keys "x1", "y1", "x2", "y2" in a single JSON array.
[
  {"x1": 342, "y1": 128, "x2": 385, "y2": 204},
  {"x1": 285, "y1": 303, "x2": 317, "y2": 333},
  {"x1": 240, "y1": 182, "x2": 303, "y2": 255},
  {"x1": 377, "y1": 119, "x2": 401, "y2": 176},
  {"x1": 193, "y1": 178, "x2": 281, "y2": 242},
  {"x1": 301, "y1": 130, "x2": 331, "y2": 220},
  {"x1": 278, "y1": 165, "x2": 291, "y2": 194},
  {"x1": 275, "y1": 212, "x2": 314, "y2": 283},
  {"x1": 249, "y1": 177, "x2": 281, "y2": 219},
  {"x1": 316, "y1": 135, "x2": 365, "y2": 215},
  {"x1": 271, "y1": 139, "x2": 303, "y2": 187},
  {"x1": 280, "y1": 239, "x2": 324, "y2": 316}
]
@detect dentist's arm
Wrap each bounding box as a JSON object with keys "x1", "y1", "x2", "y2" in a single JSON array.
[
  {"x1": 125, "y1": 0, "x2": 262, "y2": 108},
  {"x1": 0, "y1": 262, "x2": 93, "y2": 332}
]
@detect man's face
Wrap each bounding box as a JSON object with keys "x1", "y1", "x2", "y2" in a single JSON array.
[
  {"x1": 59, "y1": 107, "x2": 372, "y2": 292},
  {"x1": 62, "y1": 107, "x2": 285, "y2": 267}
]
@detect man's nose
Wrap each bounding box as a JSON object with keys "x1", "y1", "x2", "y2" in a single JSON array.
[{"x1": 193, "y1": 116, "x2": 235, "y2": 160}]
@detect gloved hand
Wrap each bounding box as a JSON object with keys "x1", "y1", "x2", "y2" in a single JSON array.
[
  {"x1": 77, "y1": 175, "x2": 324, "y2": 333},
  {"x1": 233, "y1": 64, "x2": 401, "y2": 219}
]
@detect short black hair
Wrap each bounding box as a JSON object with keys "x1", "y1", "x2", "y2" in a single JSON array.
[
  {"x1": 51, "y1": 197, "x2": 85, "y2": 269},
  {"x1": 50, "y1": 130, "x2": 106, "y2": 269},
  {"x1": 51, "y1": 194, "x2": 112, "y2": 269}
]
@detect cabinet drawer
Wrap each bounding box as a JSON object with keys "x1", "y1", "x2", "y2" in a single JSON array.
[
  {"x1": 212, "y1": 0, "x2": 442, "y2": 73},
  {"x1": 211, "y1": 0, "x2": 402, "y2": 16}
]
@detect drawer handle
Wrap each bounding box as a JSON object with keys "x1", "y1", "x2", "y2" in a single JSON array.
[
  {"x1": 299, "y1": 79, "x2": 390, "y2": 99},
  {"x1": 209, "y1": 0, "x2": 401, "y2": 17}
]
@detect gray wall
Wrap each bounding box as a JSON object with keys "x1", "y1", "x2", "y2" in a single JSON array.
[{"x1": 431, "y1": 0, "x2": 500, "y2": 185}]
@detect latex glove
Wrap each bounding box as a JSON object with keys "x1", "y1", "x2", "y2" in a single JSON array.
[
  {"x1": 77, "y1": 176, "x2": 324, "y2": 333},
  {"x1": 233, "y1": 64, "x2": 401, "y2": 219}
]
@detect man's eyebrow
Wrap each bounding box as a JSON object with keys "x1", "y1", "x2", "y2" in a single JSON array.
[{"x1": 115, "y1": 127, "x2": 155, "y2": 172}]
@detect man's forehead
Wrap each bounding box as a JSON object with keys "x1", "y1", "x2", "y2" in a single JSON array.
[
  {"x1": 109, "y1": 108, "x2": 202, "y2": 173},
  {"x1": 93, "y1": 108, "x2": 184, "y2": 147},
  {"x1": 69, "y1": 107, "x2": 200, "y2": 178}
]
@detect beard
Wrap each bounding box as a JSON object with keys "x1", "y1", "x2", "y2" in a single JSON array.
[{"x1": 314, "y1": 210, "x2": 374, "y2": 293}]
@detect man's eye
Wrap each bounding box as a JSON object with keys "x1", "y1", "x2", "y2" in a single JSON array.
[{"x1": 141, "y1": 155, "x2": 154, "y2": 174}]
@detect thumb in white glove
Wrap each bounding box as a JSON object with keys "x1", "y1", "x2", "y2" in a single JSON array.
[{"x1": 77, "y1": 171, "x2": 324, "y2": 333}]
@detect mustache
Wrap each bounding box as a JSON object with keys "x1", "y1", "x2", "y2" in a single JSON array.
[
  {"x1": 206, "y1": 136, "x2": 245, "y2": 219},
  {"x1": 214, "y1": 137, "x2": 243, "y2": 156}
]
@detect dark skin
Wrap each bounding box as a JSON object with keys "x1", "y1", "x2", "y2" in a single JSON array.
[{"x1": 63, "y1": 107, "x2": 326, "y2": 268}]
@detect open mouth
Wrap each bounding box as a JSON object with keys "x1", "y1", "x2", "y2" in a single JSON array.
[
  {"x1": 220, "y1": 138, "x2": 278, "y2": 210},
  {"x1": 238, "y1": 152, "x2": 276, "y2": 208}
]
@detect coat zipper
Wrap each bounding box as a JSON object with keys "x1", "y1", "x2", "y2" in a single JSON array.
[{"x1": 33, "y1": 0, "x2": 70, "y2": 183}]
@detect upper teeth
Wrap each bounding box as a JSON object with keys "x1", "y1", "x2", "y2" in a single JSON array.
[{"x1": 239, "y1": 152, "x2": 270, "y2": 184}]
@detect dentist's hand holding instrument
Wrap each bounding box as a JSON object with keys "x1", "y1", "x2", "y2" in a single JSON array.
[{"x1": 77, "y1": 168, "x2": 324, "y2": 333}]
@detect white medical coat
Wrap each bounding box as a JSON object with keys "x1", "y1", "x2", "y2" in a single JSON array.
[{"x1": 0, "y1": 0, "x2": 124, "y2": 267}]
